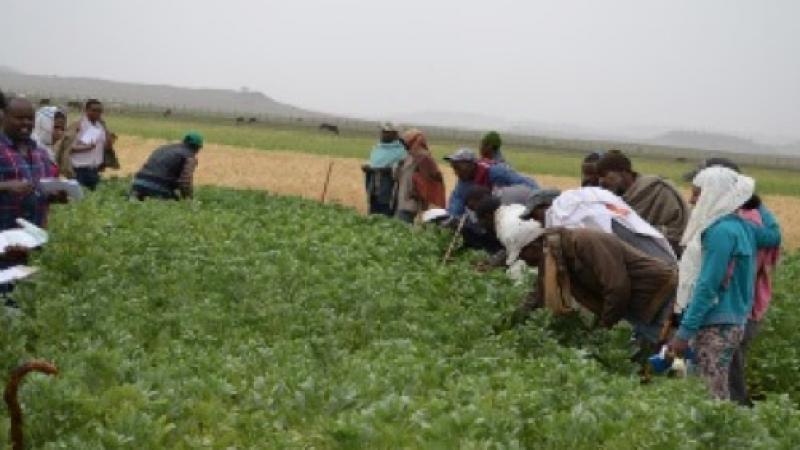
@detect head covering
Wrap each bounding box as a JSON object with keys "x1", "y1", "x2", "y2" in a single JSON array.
[
  {"x1": 31, "y1": 106, "x2": 64, "y2": 158},
  {"x1": 682, "y1": 157, "x2": 740, "y2": 181},
  {"x1": 444, "y1": 148, "x2": 477, "y2": 163},
  {"x1": 495, "y1": 204, "x2": 546, "y2": 265},
  {"x1": 402, "y1": 128, "x2": 428, "y2": 152},
  {"x1": 183, "y1": 131, "x2": 204, "y2": 148},
  {"x1": 675, "y1": 167, "x2": 755, "y2": 313},
  {"x1": 520, "y1": 189, "x2": 561, "y2": 220},
  {"x1": 481, "y1": 131, "x2": 502, "y2": 149},
  {"x1": 596, "y1": 150, "x2": 632, "y2": 176},
  {"x1": 583, "y1": 152, "x2": 603, "y2": 163},
  {"x1": 545, "y1": 187, "x2": 674, "y2": 258},
  {"x1": 380, "y1": 122, "x2": 398, "y2": 133}
]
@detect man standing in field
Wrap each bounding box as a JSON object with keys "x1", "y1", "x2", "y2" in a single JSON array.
[
  {"x1": 56, "y1": 99, "x2": 119, "y2": 190},
  {"x1": 130, "y1": 132, "x2": 203, "y2": 200},
  {"x1": 597, "y1": 150, "x2": 688, "y2": 255},
  {"x1": 0, "y1": 97, "x2": 64, "y2": 307},
  {"x1": 363, "y1": 123, "x2": 406, "y2": 216}
]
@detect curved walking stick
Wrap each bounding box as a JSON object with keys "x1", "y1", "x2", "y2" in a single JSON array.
[{"x1": 4, "y1": 360, "x2": 58, "y2": 450}]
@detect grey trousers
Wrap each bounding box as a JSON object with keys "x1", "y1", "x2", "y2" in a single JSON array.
[{"x1": 729, "y1": 320, "x2": 761, "y2": 406}]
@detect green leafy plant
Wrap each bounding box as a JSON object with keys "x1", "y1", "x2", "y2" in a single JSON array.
[{"x1": 0, "y1": 180, "x2": 798, "y2": 449}]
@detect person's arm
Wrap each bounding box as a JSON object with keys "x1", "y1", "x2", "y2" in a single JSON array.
[
  {"x1": 575, "y1": 233, "x2": 631, "y2": 327},
  {"x1": 0, "y1": 180, "x2": 33, "y2": 194},
  {"x1": 447, "y1": 181, "x2": 468, "y2": 217},
  {"x1": 177, "y1": 156, "x2": 198, "y2": 199},
  {"x1": 750, "y1": 205, "x2": 782, "y2": 249},
  {"x1": 675, "y1": 225, "x2": 735, "y2": 341},
  {"x1": 488, "y1": 165, "x2": 540, "y2": 190}
]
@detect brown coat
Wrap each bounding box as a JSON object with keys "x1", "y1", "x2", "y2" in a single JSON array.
[
  {"x1": 55, "y1": 119, "x2": 119, "y2": 178},
  {"x1": 549, "y1": 227, "x2": 677, "y2": 328},
  {"x1": 623, "y1": 174, "x2": 689, "y2": 253}
]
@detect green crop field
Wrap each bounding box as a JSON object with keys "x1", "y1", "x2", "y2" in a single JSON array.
[
  {"x1": 2, "y1": 181, "x2": 799, "y2": 448},
  {"x1": 107, "y1": 113, "x2": 800, "y2": 198}
]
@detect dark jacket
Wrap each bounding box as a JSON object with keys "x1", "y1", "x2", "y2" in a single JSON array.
[
  {"x1": 135, "y1": 143, "x2": 196, "y2": 190},
  {"x1": 552, "y1": 228, "x2": 677, "y2": 327}
]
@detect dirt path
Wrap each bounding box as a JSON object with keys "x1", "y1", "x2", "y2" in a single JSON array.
[{"x1": 114, "y1": 135, "x2": 800, "y2": 249}]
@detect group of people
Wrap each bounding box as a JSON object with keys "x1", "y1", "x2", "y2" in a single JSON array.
[
  {"x1": 362, "y1": 127, "x2": 782, "y2": 404},
  {"x1": 0, "y1": 90, "x2": 206, "y2": 308},
  {"x1": 0, "y1": 87, "x2": 785, "y2": 405}
]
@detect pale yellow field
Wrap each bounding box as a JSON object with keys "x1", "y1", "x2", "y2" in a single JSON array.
[{"x1": 114, "y1": 135, "x2": 800, "y2": 249}]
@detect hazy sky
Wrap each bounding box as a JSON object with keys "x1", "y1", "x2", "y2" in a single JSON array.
[{"x1": 3, "y1": 0, "x2": 799, "y2": 139}]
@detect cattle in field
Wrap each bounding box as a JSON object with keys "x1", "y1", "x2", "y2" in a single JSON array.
[
  {"x1": 164, "y1": 108, "x2": 172, "y2": 117},
  {"x1": 248, "y1": 117, "x2": 258, "y2": 123},
  {"x1": 319, "y1": 123, "x2": 340, "y2": 135},
  {"x1": 235, "y1": 117, "x2": 245, "y2": 125}
]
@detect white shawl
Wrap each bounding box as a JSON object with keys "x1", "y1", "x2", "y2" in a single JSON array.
[
  {"x1": 495, "y1": 204, "x2": 545, "y2": 265},
  {"x1": 675, "y1": 167, "x2": 755, "y2": 313}
]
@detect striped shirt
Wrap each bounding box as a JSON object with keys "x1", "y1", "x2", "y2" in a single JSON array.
[{"x1": 0, "y1": 133, "x2": 57, "y2": 230}]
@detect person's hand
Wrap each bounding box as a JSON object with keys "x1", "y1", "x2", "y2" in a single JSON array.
[
  {"x1": 474, "y1": 260, "x2": 492, "y2": 273},
  {"x1": 0, "y1": 180, "x2": 33, "y2": 194},
  {"x1": 47, "y1": 191, "x2": 70, "y2": 204},
  {"x1": 2, "y1": 245, "x2": 30, "y2": 264},
  {"x1": 667, "y1": 337, "x2": 690, "y2": 357}
]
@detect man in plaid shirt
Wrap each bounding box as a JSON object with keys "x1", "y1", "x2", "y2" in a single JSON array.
[{"x1": 0, "y1": 97, "x2": 64, "y2": 307}]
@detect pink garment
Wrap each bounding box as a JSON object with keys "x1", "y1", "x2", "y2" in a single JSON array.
[{"x1": 738, "y1": 209, "x2": 781, "y2": 321}]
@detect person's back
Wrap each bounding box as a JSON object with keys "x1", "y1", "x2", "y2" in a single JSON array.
[
  {"x1": 137, "y1": 143, "x2": 194, "y2": 188},
  {"x1": 558, "y1": 227, "x2": 676, "y2": 328},
  {"x1": 132, "y1": 132, "x2": 202, "y2": 200},
  {"x1": 623, "y1": 174, "x2": 688, "y2": 252}
]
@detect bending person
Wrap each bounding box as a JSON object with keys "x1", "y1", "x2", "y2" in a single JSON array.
[{"x1": 131, "y1": 132, "x2": 203, "y2": 200}]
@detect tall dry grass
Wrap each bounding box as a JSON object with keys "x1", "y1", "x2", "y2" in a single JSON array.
[{"x1": 114, "y1": 135, "x2": 800, "y2": 249}]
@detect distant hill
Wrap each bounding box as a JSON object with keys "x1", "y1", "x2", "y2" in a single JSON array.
[
  {"x1": 647, "y1": 130, "x2": 799, "y2": 157},
  {"x1": 0, "y1": 68, "x2": 323, "y2": 118}
]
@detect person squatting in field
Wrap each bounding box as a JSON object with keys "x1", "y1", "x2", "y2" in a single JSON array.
[
  {"x1": 597, "y1": 150, "x2": 689, "y2": 256},
  {"x1": 0, "y1": 97, "x2": 68, "y2": 307},
  {"x1": 672, "y1": 160, "x2": 782, "y2": 404},
  {"x1": 466, "y1": 185, "x2": 551, "y2": 268},
  {"x1": 393, "y1": 129, "x2": 446, "y2": 223},
  {"x1": 489, "y1": 202, "x2": 677, "y2": 352},
  {"x1": 130, "y1": 132, "x2": 204, "y2": 200},
  {"x1": 363, "y1": 123, "x2": 406, "y2": 216},
  {"x1": 55, "y1": 98, "x2": 119, "y2": 190}
]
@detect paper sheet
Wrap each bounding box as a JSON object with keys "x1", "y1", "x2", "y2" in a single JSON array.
[
  {"x1": 38, "y1": 178, "x2": 84, "y2": 200},
  {"x1": 0, "y1": 266, "x2": 38, "y2": 284},
  {"x1": 0, "y1": 219, "x2": 48, "y2": 252}
]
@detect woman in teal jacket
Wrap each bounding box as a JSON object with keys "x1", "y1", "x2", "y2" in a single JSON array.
[{"x1": 669, "y1": 167, "x2": 757, "y2": 400}]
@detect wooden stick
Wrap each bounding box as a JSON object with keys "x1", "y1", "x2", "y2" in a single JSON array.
[
  {"x1": 5, "y1": 360, "x2": 58, "y2": 450},
  {"x1": 320, "y1": 161, "x2": 334, "y2": 204},
  {"x1": 441, "y1": 215, "x2": 467, "y2": 265}
]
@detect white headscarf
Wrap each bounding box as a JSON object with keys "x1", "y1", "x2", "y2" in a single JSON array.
[
  {"x1": 545, "y1": 186, "x2": 674, "y2": 258},
  {"x1": 495, "y1": 204, "x2": 545, "y2": 265},
  {"x1": 675, "y1": 167, "x2": 755, "y2": 313},
  {"x1": 32, "y1": 106, "x2": 63, "y2": 159}
]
